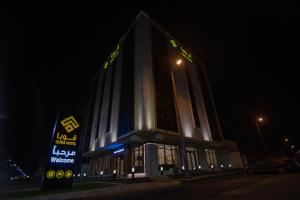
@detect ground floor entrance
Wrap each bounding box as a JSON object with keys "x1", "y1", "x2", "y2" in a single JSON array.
[{"x1": 88, "y1": 142, "x2": 240, "y2": 178}]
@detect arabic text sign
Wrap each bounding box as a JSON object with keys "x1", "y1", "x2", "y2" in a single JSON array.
[{"x1": 41, "y1": 113, "x2": 81, "y2": 190}]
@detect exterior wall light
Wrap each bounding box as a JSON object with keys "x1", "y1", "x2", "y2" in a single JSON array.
[
  {"x1": 83, "y1": 173, "x2": 87, "y2": 177},
  {"x1": 176, "y1": 59, "x2": 182, "y2": 66},
  {"x1": 131, "y1": 167, "x2": 135, "y2": 179},
  {"x1": 113, "y1": 169, "x2": 116, "y2": 178},
  {"x1": 100, "y1": 171, "x2": 103, "y2": 175},
  {"x1": 210, "y1": 165, "x2": 214, "y2": 168},
  {"x1": 182, "y1": 166, "x2": 185, "y2": 170},
  {"x1": 229, "y1": 164, "x2": 232, "y2": 168},
  {"x1": 198, "y1": 165, "x2": 202, "y2": 170},
  {"x1": 77, "y1": 173, "x2": 80, "y2": 177},
  {"x1": 221, "y1": 164, "x2": 224, "y2": 168}
]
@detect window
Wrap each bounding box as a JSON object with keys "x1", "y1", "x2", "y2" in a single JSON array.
[
  {"x1": 152, "y1": 26, "x2": 178, "y2": 132},
  {"x1": 105, "y1": 62, "x2": 116, "y2": 133},
  {"x1": 131, "y1": 145, "x2": 144, "y2": 173},
  {"x1": 118, "y1": 29, "x2": 134, "y2": 137},
  {"x1": 102, "y1": 155, "x2": 110, "y2": 174},
  {"x1": 131, "y1": 145, "x2": 144, "y2": 167},
  {"x1": 205, "y1": 149, "x2": 217, "y2": 167},
  {"x1": 186, "y1": 147, "x2": 199, "y2": 170},
  {"x1": 157, "y1": 144, "x2": 179, "y2": 168},
  {"x1": 92, "y1": 158, "x2": 100, "y2": 176}
]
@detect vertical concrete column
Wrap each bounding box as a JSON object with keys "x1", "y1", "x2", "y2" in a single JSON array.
[
  {"x1": 89, "y1": 73, "x2": 104, "y2": 151},
  {"x1": 171, "y1": 67, "x2": 195, "y2": 138},
  {"x1": 144, "y1": 143, "x2": 160, "y2": 177},
  {"x1": 188, "y1": 64, "x2": 212, "y2": 141},
  {"x1": 134, "y1": 13, "x2": 155, "y2": 131},
  {"x1": 99, "y1": 66, "x2": 113, "y2": 147}
]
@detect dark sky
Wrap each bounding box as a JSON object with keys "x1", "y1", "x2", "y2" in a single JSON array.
[{"x1": 1, "y1": 3, "x2": 300, "y2": 173}]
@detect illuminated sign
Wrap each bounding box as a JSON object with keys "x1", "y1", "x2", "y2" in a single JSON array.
[
  {"x1": 103, "y1": 44, "x2": 120, "y2": 70},
  {"x1": 170, "y1": 39, "x2": 192, "y2": 63},
  {"x1": 60, "y1": 116, "x2": 79, "y2": 133},
  {"x1": 113, "y1": 148, "x2": 124, "y2": 154},
  {"x1": 41, "y1": 113, "x2": 82, "y2": 190}
]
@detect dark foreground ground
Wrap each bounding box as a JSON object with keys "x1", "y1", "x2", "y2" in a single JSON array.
[{"x1": 130, "y1": 172, "x2": 300, "y2": 200}]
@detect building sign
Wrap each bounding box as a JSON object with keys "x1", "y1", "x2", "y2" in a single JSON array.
[
  {"x1": 170, "y1": 39, "x2": 192, "y2": 63},
  {"x1": 113, "y1": 147, "x2": 124, "y2": 155},
  {"x1": 103, "y1": 44, "x2": 120, "y2": 70},
  {"x1": 41, "y1": 113, "x2": 82, "y2": 190}
]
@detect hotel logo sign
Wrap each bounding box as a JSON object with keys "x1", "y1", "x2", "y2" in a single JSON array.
[
  {"x1": 41, "y1": 113, "x2": 82, "y2": 190},
  {"x1": 61, "y1": 116, "x2": 80, "y2": 133}
]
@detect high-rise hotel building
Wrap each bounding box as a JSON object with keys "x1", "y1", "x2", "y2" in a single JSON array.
[{"x1": 82, "y1": 11, "x2": 243, "y2": 177}]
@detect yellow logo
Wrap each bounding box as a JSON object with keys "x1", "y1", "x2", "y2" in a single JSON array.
[
  {"x1": 61, "y1": 116, "x2": 79, "y2": 133},
  {"x1": 65, "y1": 170, "x2": 73, "y2": 178},
  {"x1": 46, "y1": 170, "x2": 55, "y2": 179},
  {"x1": 56, "y1": 170, "x2": 64, "y2": 179}
]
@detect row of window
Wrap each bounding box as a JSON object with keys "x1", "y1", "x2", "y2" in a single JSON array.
[
  {"x1": 205, "y1": 149, "x2": 218, "y2": 166},
  {"x1": 152, "y1": 25, "x2": 179, "y2": 132},
  {"x1": 91, "y1": 145, "x2": 219, "y2": 176}
]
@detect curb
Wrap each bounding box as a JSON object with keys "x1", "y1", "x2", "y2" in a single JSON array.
[{"x1": 180, "y1": 170, "x2": 244, "y2": 182}]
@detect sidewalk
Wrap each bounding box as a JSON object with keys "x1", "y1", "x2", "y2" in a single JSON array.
[
  {"x1": 4, "y1": 170, "x2": 243, "y2": 200},
  {"x1": 8, "y1": 178, "x2": 180, "y2": 200}
]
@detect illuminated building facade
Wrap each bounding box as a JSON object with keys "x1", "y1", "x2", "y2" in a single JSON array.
[{"x1": 82, "y1": 11, "x2": 243, "y2": 178}]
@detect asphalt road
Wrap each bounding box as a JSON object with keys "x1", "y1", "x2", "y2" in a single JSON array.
[{"x1": 133, "y1": 172, "x2": 300, "y2": 200}]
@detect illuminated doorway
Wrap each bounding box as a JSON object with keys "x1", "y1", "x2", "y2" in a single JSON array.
[{"x1": 116, "y1": 156, "x2": 124, "y2": 176}]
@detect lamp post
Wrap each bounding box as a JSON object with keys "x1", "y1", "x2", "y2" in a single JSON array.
[{"x1": 255, "y1": 117, "x2": 269, "y2": 158}]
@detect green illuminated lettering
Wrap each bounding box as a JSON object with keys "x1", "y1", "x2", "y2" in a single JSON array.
[
  {"x1": 180, "y1": 47, "x2": 192, "y2": 63},
  {"x1": 170, "y1": 40, "x2": 178, "y2": 48},
  {"x1": 104, "y1": 62, "x2": 109, "y2": 70},
  {"x1": 103, "y1": 44, "x2": 120, "y2": 70}
]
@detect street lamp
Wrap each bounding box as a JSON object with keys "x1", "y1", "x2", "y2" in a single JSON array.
[{"x1": 255, "y1": 117, "x2": 269, "y2": 158}]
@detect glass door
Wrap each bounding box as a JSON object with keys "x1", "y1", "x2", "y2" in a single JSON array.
[{"x1": 116, "y1": 156, "x2": 124, "y2": 176}]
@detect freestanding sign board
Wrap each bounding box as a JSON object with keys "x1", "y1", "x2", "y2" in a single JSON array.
[{"x1": 41, "y1": 113, "x2": 82, "y2": 190}]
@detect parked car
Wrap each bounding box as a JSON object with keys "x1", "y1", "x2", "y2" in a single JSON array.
[{"x1": 245, "y1": 156, "x2": 300, "y2": 174}]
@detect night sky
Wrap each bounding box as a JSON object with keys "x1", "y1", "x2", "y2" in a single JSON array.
[{"x1": 1, "y1": 3, "x2": 300, "y2": 173}]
